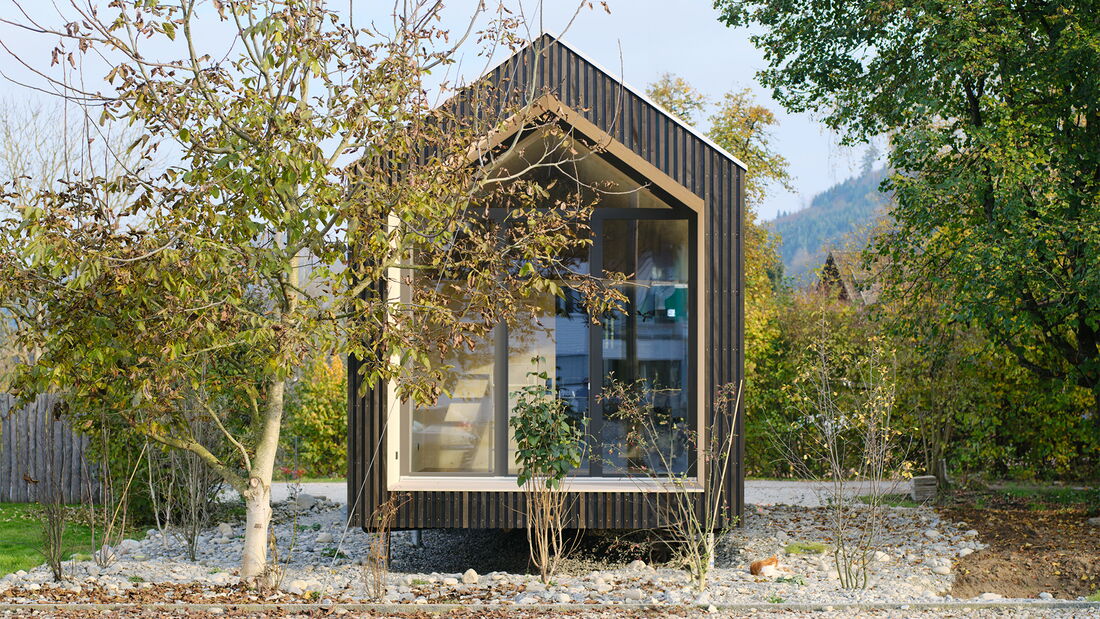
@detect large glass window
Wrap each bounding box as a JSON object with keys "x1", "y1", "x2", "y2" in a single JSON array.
[
  {"x1": 404, "y1": 127, "x2": 695, "y2": 479},
  {"x1": 409, "y1": 281, "x2": 498, "y2": 474},
  {"x1": 600, "y1": 219, "x2": 692, "y2": 476}
]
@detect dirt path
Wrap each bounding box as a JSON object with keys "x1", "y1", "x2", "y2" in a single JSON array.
[{"x1": 943, "y1": 489, "x2": 1100, "y2": 600}]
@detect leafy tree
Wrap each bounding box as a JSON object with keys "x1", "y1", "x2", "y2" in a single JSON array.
[
  {"x1": 645, "y1": 74, "x2": 709, "y2": 126},
  {"x1": 0, "y1": 1, "x2": 610, "y2": 580},
  {"x1": 715, "y1": 0, "x2": 1100, "y2": 412}
]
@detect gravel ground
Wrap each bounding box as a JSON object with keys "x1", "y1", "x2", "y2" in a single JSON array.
[
  {"x1": 7, "y1": 491, "x2": 1085, "y2": 610},
  {"x1": 0, "y1": 605, "x2": 1097, "y2": 618}
]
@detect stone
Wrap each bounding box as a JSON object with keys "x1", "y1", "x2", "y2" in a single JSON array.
[
  {"x1": 978, "y1": 592, "x2": 1003, "y2": 601},
  {"x1": 286, "y1": 579, "x2": 308, "y2": 594},
  {"x1": 216, "y1": 523, "x2": 233, "y2": 536},
  {"x1": 923, "y1": 529, "x2": 941, "y2": 540},
  {"x1": 207, "y1": 608, "x2": 224, "y2": 616},
  {"x1": 1087, "y1": 517, "x2": 1100, "y2": 527},
  {"x1": 315, "y1": 532, "x2": 334, "y2": 543},
  {"x1": 517, "y1": 596, "x2": 539, "y2": 604},
  {"x1": 760, "y1": 564, "x2": 779, "y2": 578},
  {"x1": 707, "y1": 605, "x2": 718, "y2": 614},
  {"x1": 874, "y1": 551, "x2": 892, "y2": 563},
  {"x1": 958, "y1": 548, "x2": 974, "y2": 557},
  {"x1": 294, "y1": 493, "x2": 319, "y2": 510},
  {"x1": 117, "y1": 539, "x2": 141, "y2": 554},
  {"x1": 442, "y1": 577, "x2": 459, "y2": 586},
  {"x1": 1039, "y1": 592, "x2": 1053, "y2": 600},
  {"x1": 622, "y1": 588, "x2": 645, "y2": 601},
  {"x1": 526, "y1": 581, "x2": 546, "y2": 592},
  {"x1": 932, "y1": 565, "x2": 951, "y2": 576},
  {"x1": 461, "y1": 569, "x2": 479, "y2": 585},
  {"x1": 553, "y1": 593, "x2": 572, "y2": 604},
  {"x1": 627, "y1": 559, "x2": 647, "y2": 570},
  {"x1": 964, "y1": 529, "x2": 980, "y2": 537}
]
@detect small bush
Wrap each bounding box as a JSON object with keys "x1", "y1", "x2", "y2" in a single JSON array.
[{"x1": 784, "y1": 541, "x2": 828, "y2": 555}]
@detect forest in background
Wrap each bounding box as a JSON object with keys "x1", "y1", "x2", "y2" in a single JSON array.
[{"x1": 769, "y1": 164, "x2": 891, "y2": 282}]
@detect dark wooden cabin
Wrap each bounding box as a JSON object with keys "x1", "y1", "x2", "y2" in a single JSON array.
[{"x1": 348, "y1": 35, "x2": 746, "y2": 530}]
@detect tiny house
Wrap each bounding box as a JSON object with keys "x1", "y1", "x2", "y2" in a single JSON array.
[{"x1": 348, "y1": 35, "x2": 745, "y2": 530}]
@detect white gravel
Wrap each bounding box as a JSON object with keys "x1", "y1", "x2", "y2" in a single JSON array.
[{"x1": 9, "y1": 491, "x2": 1083, "y2": 609}]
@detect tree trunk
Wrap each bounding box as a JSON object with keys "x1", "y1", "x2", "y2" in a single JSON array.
[
  {"x1": 240, "y1": 377, "x2": 285, "y2": 581},
  {"x1": 241, "y1": 480, "x2": 272, "y2": 579}
]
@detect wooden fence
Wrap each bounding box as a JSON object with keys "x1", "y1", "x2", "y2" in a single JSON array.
[{"x1": 0, "y1": 394, "x2": 97, "y2": 503}]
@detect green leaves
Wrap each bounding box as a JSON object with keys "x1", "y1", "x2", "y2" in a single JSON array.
[
  {"x1": 716, "y1": 0, "x2": 1100, "y2": 409},
  {"x1": 509, "y1": 363, "x2": 583, "y2": 489}
]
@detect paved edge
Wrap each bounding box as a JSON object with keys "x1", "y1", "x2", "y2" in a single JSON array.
[{"x1": 0, "y1": 602, "x2": 1098, "y2": 612}]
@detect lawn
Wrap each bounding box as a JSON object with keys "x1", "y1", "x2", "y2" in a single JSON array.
[{"x1": 0, "y1": 504, "x2": 102, "y2": 577}]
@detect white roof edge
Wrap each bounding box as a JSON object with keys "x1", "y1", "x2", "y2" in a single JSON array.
[{"x1": 538, "y1": 32, "x2": 749, "y2": 171}]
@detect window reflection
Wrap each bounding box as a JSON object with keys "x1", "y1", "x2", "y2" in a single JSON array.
[
  {"x1": 409, "y1": 275, "x2": 497, "y2": 474},
  {"x1": 601, "y1": 219, "x2": 692, "y2": 475}
]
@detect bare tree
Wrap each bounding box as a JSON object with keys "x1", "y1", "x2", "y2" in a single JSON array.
[
  {"x1": 773, "y1": 320, "x2": 900, "y2": 589},
  {"x1": 601, "y1": 379, "x2": 742, "y2": 592}
]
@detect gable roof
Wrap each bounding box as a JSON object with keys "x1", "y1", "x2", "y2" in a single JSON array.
[
  {"x1": 469, "y1": 33, "x2": 747, "y2": 198},
  {"x1": 819, "y1": 250, "x2": 881, "y2": 305},
  {"x1": 541, "y1": 35, "x2": 748, "y2": 172}
]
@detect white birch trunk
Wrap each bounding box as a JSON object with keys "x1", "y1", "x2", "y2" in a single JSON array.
[
  {"x1": 240, "y1": 377, "x2": 285, "y2": 581},
  {"x1": 241, "y1": 480, "x2": 272, "y2": 579}
]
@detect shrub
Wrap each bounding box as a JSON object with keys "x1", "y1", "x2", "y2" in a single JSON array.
[{"x1": 283, "y1": 356, "x2": 347, "y2": 478}]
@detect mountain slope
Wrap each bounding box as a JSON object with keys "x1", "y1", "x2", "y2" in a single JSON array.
[{"x1": 769, "y1": 166, "x2": 891, "y2": 282}]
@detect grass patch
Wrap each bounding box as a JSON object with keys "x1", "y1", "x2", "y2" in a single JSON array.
[
  {"x1": 411, "y1": 578, "x2": 430, "y2": 586},
  {"x1": 0, "y1": 504, "x2": 104, "y2": 577},
  {"x1": 784, "y1": 541, "x2": 828, "y2": 555},
  {"x1": 857, "y1": 493, "x2": 920, "y2": 508},
  {"x1": 321, "y1": 546, "x2": 348, "y2": 560},
  {"x1": 1087, "y1": 591, "x2": 1100, "y2": 603},
  {"x1": 997, "y1": 484, "x2": 1100, "y2": 509}
]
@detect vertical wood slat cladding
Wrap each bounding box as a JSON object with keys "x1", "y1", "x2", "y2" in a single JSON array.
[{"x1": 348, "y1": 35, "x2": 744, "y2": 530}]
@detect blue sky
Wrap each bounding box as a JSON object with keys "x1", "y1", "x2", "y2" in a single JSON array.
[{"x1": 0, "y1": 0, "x2": 871, "y2": 219}]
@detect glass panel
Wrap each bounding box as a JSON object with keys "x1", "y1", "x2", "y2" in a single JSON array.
[
  {"x1": 601, "y1": 219, "x2": 692, "y2": 476},
  {"x1": 484, "y1": 128, "x2": 672, "y2": 209},
  {"x1": 506, "y1": 252, "x2": 591, "y2": 475},
  {"x1": 408, "y1": 219, "x2": 500, "y2": 476},
  {"x1": 409, "y1": 325, "x2": 496, "y2": 474}
]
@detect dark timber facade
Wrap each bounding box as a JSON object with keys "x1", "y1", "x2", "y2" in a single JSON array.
[{"x1": 348, "y1": 35, "x2": 746, "y2": 530}]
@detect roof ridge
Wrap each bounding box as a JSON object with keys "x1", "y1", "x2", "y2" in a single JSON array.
[{"x1": 489, "y1": 32, "x2": 749, "y2": 171}]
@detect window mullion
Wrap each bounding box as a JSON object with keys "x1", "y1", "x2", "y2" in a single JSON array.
[
  {"x1": 494, "y1": 322, "x2": 509, "y2": 476},
  {"x1": 494, "y1": 214, "x2": 509, "y2": 476},
  {"x1": 589, "y1": 216, "x2": 604, "y2": 478}
]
